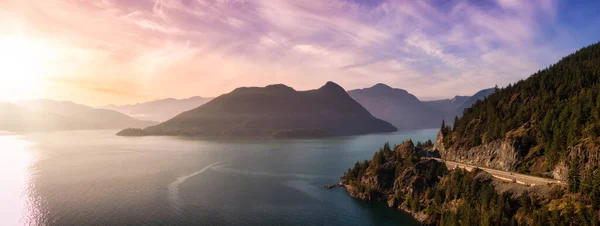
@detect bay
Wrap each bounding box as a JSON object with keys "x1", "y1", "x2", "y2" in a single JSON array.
[{"x1": 0, "y1": 128, "x2": 437, "y2": 226}]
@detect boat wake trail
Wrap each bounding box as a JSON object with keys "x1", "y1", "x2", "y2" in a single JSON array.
[
  {"x1": 211, "y1": 163, "x2": 327, "y2": 180},
  {"x1": 167, "y1": 161, "x2": 224, "y2": 212}
]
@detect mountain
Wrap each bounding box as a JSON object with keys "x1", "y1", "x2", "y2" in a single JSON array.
[
  {"x1": 0, "y1": 100, "x2": 156, "y2": 133},
  {"x1": 347, "y1": 84, "x2": 494, "y2": 130},
  {"x1": 0, "y1": 102, "x2": 81, "y2": 132},
  {"x1": 348, "y1": 84, "x2": 444, "y2": 130},
  {"x1": 423, "y1": 95, "x2": 469, "y2": 113},
  {"x1": 117, "y1": 82, "x2": 397, "y2": 138},
  {"x1": 424, "y1": 88, "x2": 496, "y2": 119},
  {"x1": 455, "y1": 88, "x2": 496, "y2": 113},
  {"x1": 436, "y1": 42, "x2": 600, "y2": 182},
  {"x1": 103, "y1": 96, "x2": 212, "y2": 122}
]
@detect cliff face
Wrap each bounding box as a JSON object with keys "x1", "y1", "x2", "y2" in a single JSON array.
[
  {"x1": 436, "y1": 122, "x2": 600, "y2": 180},
  {"x1": 435, "y1": 131, "x2": 520, "y2": 172}
]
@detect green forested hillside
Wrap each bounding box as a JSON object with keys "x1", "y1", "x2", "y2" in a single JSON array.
[
  {"x1": 445, "y1": 42, "x2": 600, "y2": 174},
  {"x1": 341, "y1": 141, "x2": 600, "y2": 225}
]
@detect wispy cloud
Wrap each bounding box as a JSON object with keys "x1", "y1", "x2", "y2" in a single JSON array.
[{"x1": 8, "y1": 0, "x2": 599, "y2": 104}]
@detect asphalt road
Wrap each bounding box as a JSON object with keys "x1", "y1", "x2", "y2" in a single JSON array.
[{"x1": 430, "y1": 158, "x2": 565, "y2": 186}]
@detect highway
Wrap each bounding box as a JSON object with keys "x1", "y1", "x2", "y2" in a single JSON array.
[{"x1": 430, "y1": 158, "x2": 565, "y2": 186}]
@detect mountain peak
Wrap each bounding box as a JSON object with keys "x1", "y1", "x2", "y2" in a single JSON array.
[
  {"x1": 371, "y1": 83, "x2": 392, "y2": 89},
  {"x1": 265, "y1": 84, "x2": 295, "y2": 92},
  {"x1": 318, "y1": 81, "x2": 346, "y2": 92}
]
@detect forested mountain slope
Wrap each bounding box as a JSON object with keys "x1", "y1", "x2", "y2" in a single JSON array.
[{"x1": 436, "y1": 42, "x2": 600, "y2": 182}]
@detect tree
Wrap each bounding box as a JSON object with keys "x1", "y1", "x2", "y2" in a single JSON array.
[{"x1": 568, "y1": 161, "x2": 581, "y2": 193}]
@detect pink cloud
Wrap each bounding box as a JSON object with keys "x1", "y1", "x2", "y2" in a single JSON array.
[{"x1": 8, "y1": 0, "x2": 572, "y2": 105}]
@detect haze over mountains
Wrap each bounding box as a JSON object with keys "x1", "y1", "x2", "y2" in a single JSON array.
[
  {"x1": 0, "y1": 100, "x2": 156, "y2": 133},
  {"x1": 118, "y1": 82, "x2": 397, "y2": 138},
  {"x1": 348, "y1": 84, "x2": 494, "y2": 130},
  {"x1": 0, "y1": 83, "x2": 493, "y2": 136},
  {"x1": 425, "y1": 88, "x2": 496, "y2": 120},
  {"x1": 103, "y1": 96, "x2": 212, "y2": 122}
]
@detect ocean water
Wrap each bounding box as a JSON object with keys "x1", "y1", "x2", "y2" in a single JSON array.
[{"x1": 0, "y1": 129, "x2": 438, "y2": 226}]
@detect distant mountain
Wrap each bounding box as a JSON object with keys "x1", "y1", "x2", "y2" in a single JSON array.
[
  {"x1": 423, "y1": 95, "x2": 469, "y2": 113},
  {"x1": 424, "y1": 88, "x2": 496, "y2": 119},
  {"x1": 348, "y1": 84, "x2": 445, "y2": 130},
  {"x1": 103, "y1": 96, "x2": 212, "y2": 122},
  {"x1": 348, "y1": 84, "x2": 494, "y2": 130},
  {"x1": 118, "y1": 82, "x2": 397, "y2": 138},
  {"x1": 0, "y1": 100, "x2": 156, "y2": 133}
]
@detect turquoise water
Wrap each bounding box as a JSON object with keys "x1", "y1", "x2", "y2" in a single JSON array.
[{"x1": 0, "y1": 129, "x2": 437, "y2": 226}]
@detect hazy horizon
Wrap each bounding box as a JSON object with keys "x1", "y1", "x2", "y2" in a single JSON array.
[
  {"x1": 3, "y1": 0, "x2": 600, "y2": 105},
  {"x1": 1, "y1": 82, "x2": 488, "y2": 107}
]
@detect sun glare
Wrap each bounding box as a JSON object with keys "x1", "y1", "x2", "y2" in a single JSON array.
[{"x1": 0, "y1": 35, "x2": 53, "y2": 102}]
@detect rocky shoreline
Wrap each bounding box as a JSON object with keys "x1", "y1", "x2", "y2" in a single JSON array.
[
  {"x1": 323, "y1": 183, "x2": 343, "y2": 189},
  {"x1": 335, "y1": 139, "x2": 590, "y2": 225}
]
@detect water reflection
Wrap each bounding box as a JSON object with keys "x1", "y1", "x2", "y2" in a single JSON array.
[
  {"x1": 0, "y1": 129, "x2": 436, "y2": 226},
  {"x1": 0, "y1": 135, "x2": 34, "y2": 226}
]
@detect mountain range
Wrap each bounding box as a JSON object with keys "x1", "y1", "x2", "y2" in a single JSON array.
[
  {"x1": 0, "y1": 100, "x2": 156, "y2": 133},
  {"x1": 117, "y1": 82, "x2": 397, "y2": 138},
  {"x1": 102, "y1": 96, "x2": 212, "y2": 122},
  {"x1": 348, "y1": 84, "x2": 494, "y2": 130}
]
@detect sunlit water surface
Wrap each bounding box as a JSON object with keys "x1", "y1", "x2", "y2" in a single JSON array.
[{"x1": 0, "y1": 129, "x2": 437, "y2": 226}]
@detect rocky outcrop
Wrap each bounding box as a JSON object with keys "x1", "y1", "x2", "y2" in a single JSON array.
[
  {"x1": 341, "y1": 140, "x2": 447, "y2": 225},
  {"x1": 432, "y1": 131, "x2": 446, "y2": 153},
  {"x1": 434, "y1": 129, "x2": 521, "y2": 172},
  {"x1": 552, "y1": 161, "x2": 568, "y2": 181},
  {"x1": 564, "y1": 141, "x2": 600, "y2": 181},
  {"x1": 324, "y1": 183, "x2": 342, "y2": 189}
]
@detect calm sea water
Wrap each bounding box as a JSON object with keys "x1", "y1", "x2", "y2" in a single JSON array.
[{"x1": 0, "y1": 129, "x2": 437, "y2": 226}]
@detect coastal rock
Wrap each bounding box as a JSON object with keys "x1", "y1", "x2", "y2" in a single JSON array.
[
  {"x1": 324, "y1": 183, "x2": 342, "y2": 189},
  {"x1": 341, "y1": 140, "x2": 447, "y2": 225}
]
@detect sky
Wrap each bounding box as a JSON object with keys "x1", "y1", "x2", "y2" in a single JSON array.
[{"x1": 1, "y1": 0, "x2": 599, "y2": 105}]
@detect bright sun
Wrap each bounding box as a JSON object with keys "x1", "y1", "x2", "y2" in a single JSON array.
[{"x1": 0, "y1": 34, "x2": 52, "y2": 101}]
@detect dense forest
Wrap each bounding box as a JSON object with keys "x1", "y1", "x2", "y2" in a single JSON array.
[
  {"x1": 341, "y1": 141, "x2": 600, "y2": 225},
  {"x1": 442, "y1": 42, "x2": 600, "y2": 175}
]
